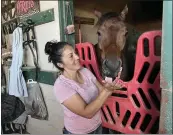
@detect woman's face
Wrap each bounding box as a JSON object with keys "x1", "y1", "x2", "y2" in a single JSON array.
[{"x1": 61, "y1": 45, "x2": 81, "y2": 71}]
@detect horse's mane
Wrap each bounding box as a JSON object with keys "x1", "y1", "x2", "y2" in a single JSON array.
[{"x1": 96, "y1": 12, "x2": 119, "y2": 26}]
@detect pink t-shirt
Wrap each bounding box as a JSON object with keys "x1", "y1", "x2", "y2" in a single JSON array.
[{"x1": 54, "y1": 68, "x2": 102, "y2": 134}]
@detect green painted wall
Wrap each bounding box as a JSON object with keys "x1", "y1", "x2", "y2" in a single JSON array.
[
  {"x1": 22, "y1": 67, "x2": 58, "y2": 85},
  {"x1": 159, "y1": 1, "x2": 172, "y2": 134},
  {"x1": 160, "y1": 1, "x2": 172, "y2": 90}
]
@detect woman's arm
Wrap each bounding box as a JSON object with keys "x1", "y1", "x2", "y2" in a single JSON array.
[
  {"x1": 94, "y1": 79, "x2": 105, "y2": 93},
  {"x1": 63, "y1": 88, "x2": 112, "y2": 119},
  {"x1": 62, "y1": 78, "x2": 122, "y2": 119}
]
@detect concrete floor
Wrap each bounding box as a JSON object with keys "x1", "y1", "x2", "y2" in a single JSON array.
[{"x1": 26, "y1": 83, "x2": 64, "y2": 134}]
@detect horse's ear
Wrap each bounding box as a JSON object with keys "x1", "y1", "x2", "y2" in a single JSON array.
[
  {"x1": 119, "y1": 4, "x2": 128, "y2": 21},
  {"x1": 94, "y1": 9, "x2": 102, "y2": 18}
]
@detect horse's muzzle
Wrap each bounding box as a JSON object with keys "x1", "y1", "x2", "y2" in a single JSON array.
[{"x1": 102, "y1": 58, "x2": 122, "y2": 79}]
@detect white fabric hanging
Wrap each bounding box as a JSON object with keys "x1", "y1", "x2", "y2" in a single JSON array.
[{"x1": 8, "y1": 27, "x2": 28, "y2": 97}]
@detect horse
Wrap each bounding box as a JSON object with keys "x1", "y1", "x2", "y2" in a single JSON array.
[
  {"x1": 93, "y1": 6, "x2": 161, "y2": 134},
  {"x1": 94, "y1": 5, "x2": 141, "y2": 82}
]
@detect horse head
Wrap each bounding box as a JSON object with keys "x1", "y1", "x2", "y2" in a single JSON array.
[{"x1": 94, "y1": 5, "x2": 129, "y2": 79}]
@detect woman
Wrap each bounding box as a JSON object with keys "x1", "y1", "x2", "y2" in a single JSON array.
[{"x1": 44, "y1": 41, "x2": 122, "y2": 134}]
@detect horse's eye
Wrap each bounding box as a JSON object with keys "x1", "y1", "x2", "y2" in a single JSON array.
[
  {"x1": 125, "y1": 31, "x2": 128, "y2": 37},
  {"x1": 97, "y1": 31, "x2": 101, "y2": 36}
]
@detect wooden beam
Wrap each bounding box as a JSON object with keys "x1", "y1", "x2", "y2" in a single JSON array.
[
  {"x1": 1, "y1": 8, "x2": 55, "y2": 35},
  {"x1": 74, "y1": 16, "x2": 95, "y2": 25},
  {"x1": 20, "y1": 8, "x2": 55, "y2": 26}
]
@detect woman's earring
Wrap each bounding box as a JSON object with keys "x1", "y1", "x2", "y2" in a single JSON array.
[{"x1": 57, "y1": 63, "x2": 63, "y2": 68}]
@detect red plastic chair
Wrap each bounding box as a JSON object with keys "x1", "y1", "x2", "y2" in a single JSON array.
[
  {"x1": 75, "y1": 30, "x2": 162, "y2": 134},
  {"x1": 75, "y1": 42, "x2": 102, "y2": 82}
]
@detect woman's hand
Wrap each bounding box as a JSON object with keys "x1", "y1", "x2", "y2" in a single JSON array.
[{"x1": 101, "y1": 78, "x2": 123, "y2": 91}]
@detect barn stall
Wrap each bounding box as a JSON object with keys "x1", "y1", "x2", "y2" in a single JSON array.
[
  {"x1": 1, "y1": 0, "x2": 172, "y2": 134},
  {"x1": 58, "y1": 0, "x2": 171, "y2": 134}
]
